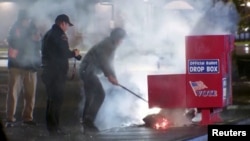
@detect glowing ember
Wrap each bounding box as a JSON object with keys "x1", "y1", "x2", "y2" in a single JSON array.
[
  {"x1": 143, "y1": 113, "x2": 171, "y2": 130},
  {"x1": 153, "y1": 116, "x2": 169, "y2": 130}
]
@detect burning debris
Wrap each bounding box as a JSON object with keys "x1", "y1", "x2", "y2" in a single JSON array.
[
  {"x1": 143, "y1": 108, "x2": 195, "y2": 130},
  {"x1": 143, "y1": 113, "x2": 172, "y2": 130}
]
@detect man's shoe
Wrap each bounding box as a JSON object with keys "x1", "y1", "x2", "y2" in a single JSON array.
[
  {"x1": 22, "y1": 120, "x2": 37, "y2": 126},
  {"x1": 83, "y1": 123, "x2": 99, "y2": 133},
  {"x1": 49, "y1": 129, "x2": 68, "y2": 136},
  {"x1": 5, "y1": 121, "x2": 15, "y2": 128}
]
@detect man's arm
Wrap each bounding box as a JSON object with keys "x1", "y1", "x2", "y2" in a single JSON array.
[
  {"x1": 7, "y1": 25, "x2": 20, "y2": 58},
  {"x1": 96, "y1": 45, "x2": 118, "y2": 85},
  {"x1": 57, "y1": 33, "x2": 76, "y2": 58}
]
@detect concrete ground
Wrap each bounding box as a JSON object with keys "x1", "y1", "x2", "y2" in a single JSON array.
[{"x1": 0, "y1": 67, "x2": 250, "y2": 141}]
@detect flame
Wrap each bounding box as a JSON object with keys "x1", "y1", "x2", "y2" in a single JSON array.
[
  {"x1": 153, "y1": 116, "x2": 170, "y2": 130},
  {"x1": 147, "y1": 107, "x2": 161, "y2": 115}
]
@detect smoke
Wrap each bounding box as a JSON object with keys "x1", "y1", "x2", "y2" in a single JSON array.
[
  {"x1": 95, "y1": 0, "x2": 240, "y2": 130},
  {"x1": 4, "y1": 0, "x2": 238, "y2": 130},
  {"x1": 0, "y1": 2, "x2": 18, "y2": 44},
  {"x1": 191, "y1": 0, "x2": 239, "y2": 35}
]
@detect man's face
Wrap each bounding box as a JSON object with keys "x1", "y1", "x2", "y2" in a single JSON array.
[
  {"x1": 61, "y1": 22, "x2": 69, "y2": 32},
  {"x1": 115, "y1": 39, "x2": 124, "y2": 46}
]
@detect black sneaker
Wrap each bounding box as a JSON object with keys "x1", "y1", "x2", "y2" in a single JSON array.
[
  {"x1": 82, "y1": 123, "x2": 99, "y2": 133},
  {"x1": 5, "y1": 121, "x2": 15, "y2": 128},
  {"x1": 22, "y1": 120, "x2": 37, "y2": 126},
  {"x1": 49, "y1": 129, "x2": 68, "y2": 136}
]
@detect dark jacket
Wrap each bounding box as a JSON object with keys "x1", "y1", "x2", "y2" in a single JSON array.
[
  {"x1": 7, "y1": 21, "x2": 41, "y2": 71},
  {"x1": 79, "y1": 37, "x2": 117, "y2": 79},
  {"x1": 41, "y1": 24, "x2": 75, "y2": 74}
]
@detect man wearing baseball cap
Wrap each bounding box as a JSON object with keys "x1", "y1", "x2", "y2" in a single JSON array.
[
  {"x1": 41, "y1": 14, "x2": 80, "y2": 136},
  {"x1": 55, "y1": 14, "x2": 73, "y2": 26}
]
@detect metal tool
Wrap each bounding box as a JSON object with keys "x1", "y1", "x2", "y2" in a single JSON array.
[{"x1": 118, "y1": 84, "x2": 148, "y2": 103}]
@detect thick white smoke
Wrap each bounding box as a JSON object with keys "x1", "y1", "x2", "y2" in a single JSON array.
[
  {"x1": 95, "y1": 0, "x2": 239, "y2": 130},
  {"x1": 1, "y1": 0, "x2": 239, "y2": 130},
  {"x1": 191, "y1": 0, "x2": 239, "y2": 35}
]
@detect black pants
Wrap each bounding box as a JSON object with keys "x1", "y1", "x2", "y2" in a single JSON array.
[
  {"x1": 41, "y1": 70, "x2": 66, "y2": 133},
  {"x1": 0, "y1": 119, "x2": 8, "y2": 141},
  {"x1": 81, "y1": 73, "x2": 105, "y2": 126}
]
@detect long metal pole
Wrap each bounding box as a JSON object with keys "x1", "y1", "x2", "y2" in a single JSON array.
[{"x1": 118, "y1": 84, "x2": 148, "y2": 103}]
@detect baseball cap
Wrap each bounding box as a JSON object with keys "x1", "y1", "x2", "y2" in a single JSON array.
[{"x1": 55, "y1": 14, "x2": 73, "y2": 26}]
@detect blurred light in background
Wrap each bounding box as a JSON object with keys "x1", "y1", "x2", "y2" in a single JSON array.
[
  {"x1": 247, "y1": 2, "x2": 250, "y2": 7},
  {"x1": 96, "y1": 2, "x2": 114, "y2": 28},
  {"x1": 164, "y1": 0, "x2": 194, "y2": 10},
  {"x1": 0, "y1": 1, "x2": 18, "y2": 47},
  {"x1": 244, "y1": 44, "x2": 249, "y2": 54},
  {"x1": 0, "y1": 1, "x2": 16, "y2": 11}
]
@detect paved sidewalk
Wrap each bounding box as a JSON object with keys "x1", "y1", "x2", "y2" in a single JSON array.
[{"x1": 0, "y1": 70, "x2": 250, "y2": 141}]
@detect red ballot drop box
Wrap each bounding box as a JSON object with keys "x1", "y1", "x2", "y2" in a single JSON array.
[{"x1": 148, "y1": 35, "x2": 234, "y2": 125}]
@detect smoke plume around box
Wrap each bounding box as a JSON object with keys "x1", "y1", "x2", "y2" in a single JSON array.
[{"x1": 22, "y1": 0, "x2": 239, "y2": 130}]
